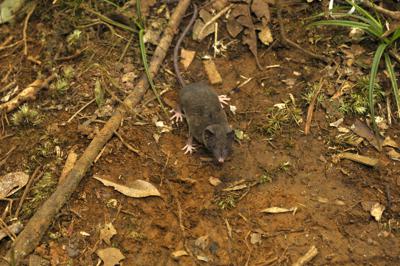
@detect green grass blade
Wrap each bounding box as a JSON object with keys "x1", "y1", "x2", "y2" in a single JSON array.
[
  {"x1": 346, "y1": 0, "x2": 383, "y2": 33},
  {"x1": 369, "y1": 43, "x2": 387, "y2": 131},
  {"x1": 390, "y1": 28, "x2": 400, "y2": 43},
  {"x1": 309, "y1": 20, "x2": 370, "y2": 29},
  {"x1": 384, "y1": 53, "x2": 400, "y2": 118}
]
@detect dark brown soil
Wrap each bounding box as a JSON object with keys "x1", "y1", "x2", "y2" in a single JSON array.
[{"x1": 1, "y1": 1, "x2": 400, "y2": 265}]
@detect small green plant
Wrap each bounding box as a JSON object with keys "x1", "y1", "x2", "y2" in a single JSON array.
[
  {"x1": 260, "y1": 99, "x2": 303, "y2": 137},
  {"x1": 309, "y1": 0, "x2": 400, "y2": 131},
  {"x1": 55, "y1": 78, "x2": 69, "y2": 93},
  {"x1": 94, "y1": 79, "x2": 105, "y2": 107},
  {"x1": 11, "y1": 104, "x2": 42, "y2": 126},
  {"x1": 216, "y1": 194, "x2": 237, "y2": 210},
  {"x1": 259, "y1": 173, "x2": 272, "y2": 184},
  {"x1": 302, "y1": 83, "x2": 326, "y2": 106},
  {"x1": 338, "y1": 77, "x2": 384, "y2": 115}
]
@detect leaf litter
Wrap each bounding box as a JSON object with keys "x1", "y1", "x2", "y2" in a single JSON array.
[
  {"x1": 93, "y1": 175, "x2": 161, "y2": 198},
  {"x1": 96, "y1": 247, "x2": 125, "y2": 266}
]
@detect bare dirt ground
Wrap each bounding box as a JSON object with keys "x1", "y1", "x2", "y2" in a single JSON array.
[{"x1": 1, "y1": 1, "x2": 400, "y2": 265}]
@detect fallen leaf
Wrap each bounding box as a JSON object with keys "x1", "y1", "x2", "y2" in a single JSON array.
[
  {"x1": 93, "y1": 175, "x2": 161, "y2": 198},
  {"x1": 180, "y1": 48, "x2": 196, "y2": 70},
  {"x1": 334, "y1": 152, "x2": 379, "y2": 167},
  {"x1": 195, "y1": 235, "x2": 209, "y2": 250},
  {"x1": 100, "y1": 223, "x2": 117, "y2": 245},
  {"x1": 329, "y1": 118, "x2": 344, "y2": 128},
  {"x1": 80, "y1": 231, "x2": 90, "y2": 236},
  {"x1": 209, "y1": 176, "x2": 222, "y2": 186},
  {"x1": 387, "y1": 148, "x2": 400, "y2": 161},
  {"x1": 192, "y1": 9, "x2": 215, "y2": 41},
  {"x1": 229, "y1": 105, "x2": 237, "y2": 115},
  {"x1": 251, "y1": 0, "x2": 270, "y2": 22},
  {"x1": 317, "y1": 197, "x2": 329, "y2": 203},
  {"x1": 383, "y1": 136, "x2": 399, "y2": 149},
  {"x1": 222, "y1": 184, "x2": 247, "y2": 191},
  {"x1": 143, "y1": 21, "x2": 163, "y2": 45},
  {"x1": 212, "y1": 0, "x2": 229, "y2": 10},
  {"x1": 96, "y1": 247, "x2": 125, "y2": 266},
  {"x1": 350, "y1": 120, "x2": 383, "y2": 151},
  {"x1": 292, "y1": 245, "x2": 318, "y2": 266},
  {"x1": 258, "y1": 26, "x2": 273, "y2": 45},
  {"x1": 260, "y1": 207, "x2": 297, "y2": 214},
  {"x1": 250, "y1": 233, "x2": 261, "y2": 245},
  {"x1": 59, "y1": 148, "x2": 77, "y2": 184},
  {"x1": 0, "y1": 172, "x2": 29, "y2": 198},
  {"x1": 196, "y1": 255, "x2": 209, "y2": 262},
  {"x1": 370, "y1": 202, "x2": 385, "y2": 222},
  {"x1": 226, "y1": 18, "x2": 243, "y2": 38},
  {"x1": 171, "y1": 250, "x2": 188, "y2": 259},
  {"x1": 231, "y1": 4, "x2": 261, "y2": 69}
]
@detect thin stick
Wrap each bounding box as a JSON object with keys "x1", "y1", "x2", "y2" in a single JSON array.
[
  {"x1": 113, "y1": 131, "x2": 140, "y2": 155},
  {"x1": 304, "y1": 80, "x2": 323, "y2": 135},
  {"x1": 67, "y1": 99, "x2": 95, "y2": 123},
  {"x1": 0, "y1": 218, "x2": 16, "y2": 241},
  {"x1": 23, "y1": 3, "x2": 37, "y2": 56},
  {"x1": 0, "y1": 145, "x2": 17, "y2": 167},
  {"x1": 14, "y1": 166, "x2": 42, "y2": 219}
]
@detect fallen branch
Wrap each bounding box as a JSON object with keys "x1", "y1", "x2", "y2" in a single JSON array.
[
  {"x1": 361, "y1": 1, "x2": 400, "y2": 20},
  {"x1": 0, "y1": 74, "x2": 57, "y2": 113},
  {"x1": 2, "y1": 0, "x2": 192, "y2": 264}
]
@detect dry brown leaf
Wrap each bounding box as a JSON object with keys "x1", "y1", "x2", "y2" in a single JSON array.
[
  {"x1": 292, "y1": 245, "x2": 318, "y2": 266},
  {"x1": 203, "y1": 60, "x2": 222, "y2": 84},
  {"x1": 59, "y1": 148, "x2": 77, "y2": 184},
  {"x1": 226, "y1": 18, "x2": 243, "y2": 38},
  {"x1": 350, "y1": 120, "x2": 383, "y2": 151},
  {"x1": 180, "y1": 48, "x2": 196, "y2": 70},
  {"x1": 96, "y1": 247, "x2": 125, "y2": 266},
  {"x1": 251, "y1": 0, "x2": 270, "y2": 23},
  {"x1": 383, "y1": 136, "x2": 399, "y2": 149},
  {"x1": 93, "y1": 175, "x2": 161, "y2": 198},
  {"x1": 250, "y1": 233, "x2": 261, "y2": 245},
  {"x1": 192, "y1": 9, "x2": 215, "y2": 41},
  {"x1": 231, "y1": 4, "x2": 261, "y2": 68},
  {"x1": 171, "y1": 250, "x2": 188, "y2": 259},
  {"x1": 222, "y1": 184, "x2": 247, "y2": 191},
  {"x1": 387, "y1": 148, "x2": 400, "y2": 161},
  {"x1": 0, "y1": 172, "x2": 29, "y2": 198},
  {"x1": 100, "y1": 222, "x2": 117, "y2": 245},
  {"x1": 260, "y1": 207, "x2": 297, "y2": 214},
  {"x1": 195, "y1": 235, "x2": 209, "y2": 250},
  {"x1": 258, "y1": 26, "x2": 273, "y2": 45},
  {"x1": 208, "y1": 176, "x2": 222, "y2": 186},
  {"x1": 212, "y1": 0, "x2": 229, "y2": 11},
  {"x1": 371, "y1": 202, "x2": 385, "y2": 222},
  {"x1": 334, "y1": 152, "x2": 379, "y2": 167}
]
